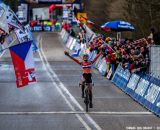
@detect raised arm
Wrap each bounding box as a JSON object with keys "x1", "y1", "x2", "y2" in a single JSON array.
[{"x1": 64, "y1": 51, "x2": 81, "y2": 65}]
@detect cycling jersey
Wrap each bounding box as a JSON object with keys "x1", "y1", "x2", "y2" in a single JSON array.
[
  {"x1": 68, "y1": 52, "x2": 102, "y2": 74},
  {"x1": 81, "y1": 62, "x2": 92, "y2": 73}
]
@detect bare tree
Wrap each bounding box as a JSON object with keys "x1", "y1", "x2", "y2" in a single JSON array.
[{"x1": 2, "y1": 0, "x2": 18, "y2": 11}]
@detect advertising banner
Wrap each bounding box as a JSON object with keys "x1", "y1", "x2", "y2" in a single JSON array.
[
  {"x1": 112, "y1": 65, "x2": 130, "y2": 91},
  {"x1": 33, "y1": 25, "x2": 43, "y2": 31},
  {"x1": 69, "y1": 39, "x2": 77, "y2": 50},
  {"x1": 107, "y1": 68, "x2": 112, "y2": 80},
  {"x1": 133, "y1": 75, "x2": 150, "y2": 104},
  {"x1": 63, "y1": 32, "x2": 69, "y2": 43},
  {"x1": 125, "y1": 74, "x2": 140, "y2": 96},
  {"x1": 61, "y1": 29, "x2": 66, "y2": 38},
  {"x1": 89, "y1": 50, "x2": 97, "y2": 61},
  {"x1": 94, "y1": 55, "x2": 102, "y2": 69},
  {"x1": 68, "y1": 37, "x2": 74, "y2": 49},
  {"x1": 154, "y1": 93, "x2": 160, "y2": 116},
  {"x1": 98, "y1": 58, "x2": 107, "y2": 76},
  {"x1": 43, "y1": 26, "x2": 52, "y2": 31},
  {"x1": 142, "y1": 77, "x2": 160, "y2": 116}
]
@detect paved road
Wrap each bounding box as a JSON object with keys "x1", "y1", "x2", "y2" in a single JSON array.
[{"x1": 0, "y1": 32, "x2": 159, "y2": 130}]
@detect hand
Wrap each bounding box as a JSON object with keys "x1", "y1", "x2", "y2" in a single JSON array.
[
  {"x1": 131, "y1": 69, "x2": 136, "y2": 73},
  {"x1": 64, "y1": 51, "x2": 69, "y2": 56}
]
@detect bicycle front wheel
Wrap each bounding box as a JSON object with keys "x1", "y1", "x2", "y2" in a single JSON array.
[{"x1": 85, "y1": 89, "x2": 89, "y2": 112}]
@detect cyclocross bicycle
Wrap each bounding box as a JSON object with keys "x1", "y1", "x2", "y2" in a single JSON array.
[{"x1": 79, "y1": 82, "x2": 94, "y2": 112}]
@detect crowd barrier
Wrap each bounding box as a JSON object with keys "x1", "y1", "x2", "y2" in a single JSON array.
[
  {"x1": 112, "y1": 65, "x2": 160, "y2": 116},
  {"x1": 112, "y1": 65, "x2": 131, "y2": 91},
  {"x1": 60, "y1": 28, "x2": 160, "y2": 117},
  {"x1": 31, "y1": 25, "x2": 53, "y2": 32}
]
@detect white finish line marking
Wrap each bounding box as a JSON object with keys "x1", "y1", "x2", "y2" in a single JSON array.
[{"x1": 0, "y1": 111, "x2": 152, "y2": 115}]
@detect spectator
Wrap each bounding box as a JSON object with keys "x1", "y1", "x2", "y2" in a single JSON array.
[
  {"x1": 69, "y1": 28, "x2": 76, "y2": 37},
  {"x1": 62, "y1": 22, "x2": 70, "y2": 31},
  {"x1": 149, "y1": 28, "x2": 160, "y2": 45},
  {"x1": 148, "y1": 28, "x2": 155, "y2": 44},
  {"x1": 73, "y1": 7, "x2": 78, "y2": 18}
]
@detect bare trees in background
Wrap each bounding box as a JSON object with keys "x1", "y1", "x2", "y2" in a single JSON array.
[
  {"x1": 2, "y1": 0, "x2": 18, "y2": 11},
  {"x1": 84, "y1": 0, "x2": 160, "y2": 39}
]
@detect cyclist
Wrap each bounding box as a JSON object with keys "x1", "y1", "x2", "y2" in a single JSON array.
[{"x1": 64, "y1": 51, "x2": 102, "y2": 108}]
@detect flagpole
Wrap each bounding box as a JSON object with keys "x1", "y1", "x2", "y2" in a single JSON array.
[
  {"x1": 79, "y1": 15, "x2": 110, "y2": 33},
  {"x1": 0, "y1": 38, "x2": 16, "y2": 54},
  {"x1": 78, "y1": 15, "x2": 116, "y2": 53},
  {"x1": 101, "y1": 39, "x2": 116, "y2": 53}
]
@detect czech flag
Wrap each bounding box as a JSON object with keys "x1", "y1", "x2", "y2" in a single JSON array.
[{"x1": 9, "y1": 41, "x2": 36, "y2": 88}]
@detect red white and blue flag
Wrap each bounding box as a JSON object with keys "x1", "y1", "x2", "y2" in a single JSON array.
[{"x1": 9, "y1": 41, "x2": 36, "y2": 88}]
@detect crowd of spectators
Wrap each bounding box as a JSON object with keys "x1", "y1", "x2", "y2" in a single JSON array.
[
  {"x1": 62, "y1": 21, "x2": 157, "y2": 76},
  {"x1": 73, "y1": 25, "x2": 154, "y2": 75},
  {"x1": 88, "y1": 35, "x2": 151, "y2": 75}
]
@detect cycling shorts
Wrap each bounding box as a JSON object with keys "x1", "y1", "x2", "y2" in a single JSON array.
[{"x1": 82, "y1": 73, "x2": 92, "y2": 83}]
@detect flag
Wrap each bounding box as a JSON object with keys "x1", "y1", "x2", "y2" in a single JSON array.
[
  {"x1": 0, "y1": 2, "x2": 23, "y2": 32},
  {"x1": 0, "y1": 3, "x2": 9, "y2": 33},
  {"x1": 77, "y1": 13, "x2": 87, "y2": 24},
  {"x1": 6, "y1": 6, "x2": 24, "y2": 31},
  {"x1": 9, "y1": 41, "x2": 36, "y2": 88},
  {"x1": 24, "y1": 24, "x2": 38, "y2": 52},
  {"x1": 15, "y1": 24, "x2": 38, "y2": 52},
  {"x1": 15, "y1": 29, "x2": 28, "y2": 43}
]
